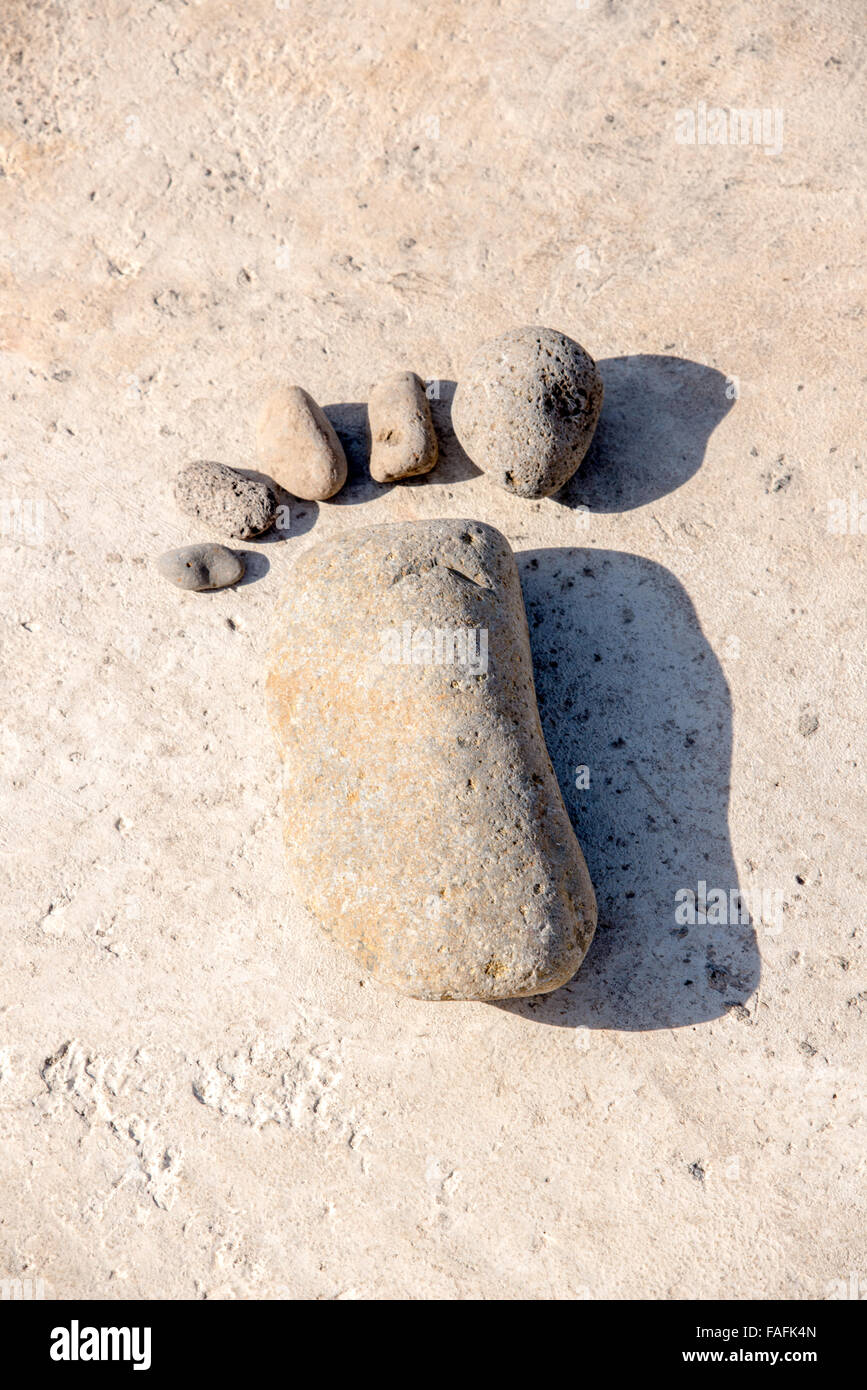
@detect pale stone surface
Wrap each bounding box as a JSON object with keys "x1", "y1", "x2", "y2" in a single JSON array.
[
  {"x1": 174, "y1": 461, "x2": 276, "y2": 539},
  {"x1": 368, "y1": 371, "x2": 438, "y2": 482},
  {"x1": 157, "y1": 543, "x2": 244, "y2": 591},
  {"x1": 256, "y1": 386, "x2": 348, "y2": 501},
  {"x1": 0, "y1": 0, "x2": 864, "y2": 1302},
  {"x1": 452, "y1": 326, "x2": 604, "y2": 498},
  {"x1": 267, "y1": 519, "x2": 596, "y2": 1000}
]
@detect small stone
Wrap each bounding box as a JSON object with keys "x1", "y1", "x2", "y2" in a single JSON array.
[
  {"x1": 174, "y1": 461, "x2": 276, "y2": 539},
  {"x1": 157, "y1": 543, "x2": 244, "y2": 591},
  {"x1": 266, "y1": 518, "x2": 596, "y2": 1001},
  {"x1": 451, "y1": 325, "x2": 604, "y2": 498},
  {"x1": 368, "y1": 370, "x2": 438, "y2": 483},
  {"x1": 798, "y1": 710, "x2": 819, "y2": 737},
  {"x1": 256, "y1": 386, "x2": 348, "y2": 500}
]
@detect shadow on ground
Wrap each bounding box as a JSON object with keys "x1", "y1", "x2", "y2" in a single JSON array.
[
  {"x1": 555, "y1": 354, "x2": 734, "y2": 514},
  {"x1": 314, "y1": 356, "x2": 731, "y2": 516},
  {"x1": 424, "y1": 380, "x2": 483, "y2": 487},
  {"x1": 323, "y1": 402, "x2": 378, "y2": 505},
  {"x1": 236, "y1": 549, "x2": 271, "y2": 584},
  {"x1": 496, "y1": 547, "x2": 759, "y2": 1031},
  {"x1": 324, "y1": 383, "x2": 482, "y2": 505}
]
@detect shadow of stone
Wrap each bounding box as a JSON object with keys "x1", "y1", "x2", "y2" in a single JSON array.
[
  {"x1": 495, "y1": 546, "x2": 759, "y2": 1030},
  {"x1": 552, "y1": 355, "x2": 735, "y2": 513},
  {"x1": 323, "y1": 401, "x2": 383, "y2": 505},
  {"x1": 274, "y1": 497, "x2": 319, "y2": 539},
  {"x1": 236, "y1": 550, "x2": 271, "y2": 585},
  {"x1": 424, "y1": 380, "x2": 483, "y2": 487},
  {"x1": 323, "y1": 385, "x2": 482, "y2": 499}
]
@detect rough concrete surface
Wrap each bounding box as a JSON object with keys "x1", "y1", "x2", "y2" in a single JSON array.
[{"x1": 0, "y1": 1, "x2": 864, "y2": 1300}]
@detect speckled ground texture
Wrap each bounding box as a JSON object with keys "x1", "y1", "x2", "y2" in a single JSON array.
[{"x1": 1, "y1": 1, "x2": 864, "y2": 1301}]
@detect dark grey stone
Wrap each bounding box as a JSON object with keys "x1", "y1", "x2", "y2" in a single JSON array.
[
  {"x1": 157, "y1": 543, "x2": 244, "y2": 591},
  {"x1": 174, "y1": 461, "x2": 276, "y2": 539},
  {"x1": 451, "y1": 326, "x2": 604, "y2": 498}
]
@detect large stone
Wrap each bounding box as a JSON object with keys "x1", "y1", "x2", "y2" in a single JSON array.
[
  {"x1": 266, "y1": 518, "x2": 596, "y2": 1000},
  {"x1": 451, "y1": 325, "x2": 604, "y2": 498}
]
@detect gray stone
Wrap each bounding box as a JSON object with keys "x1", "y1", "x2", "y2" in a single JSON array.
[
  {"x1": 266, "y1": 517, "x2": 596, "y2": 1001},
  {"x1": 157, "y1": 543, "x2": 244, "y2": 591},
  {"x1": 256, "y1": 386, "x2": 348, "y2": 500},
  {"x1": 368, "y1": 370, "x2": 438, "y2": 482},
  {"x1": 174, "y1": 461, "x2": 277, "y2": 539},
  {"x1": 451, "y1": 325, "x2": 604, "y2": 498}
]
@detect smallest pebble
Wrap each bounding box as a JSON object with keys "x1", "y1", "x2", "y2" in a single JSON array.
[{"x1": 157, "y1": 543, "x2": 244, "y2": 591}]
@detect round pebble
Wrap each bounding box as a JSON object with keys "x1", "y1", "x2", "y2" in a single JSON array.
[
  {"x1": 174, "y1": 461, "x2": 277, "y2": 539},
  {"x1": 368, "y1": 370, "x2": 438, "y2": 483},
  {"x1": 157, "y1": 543, "x2": 244, "y2": 591},
  {"x1": 451, "y1": 325, "x2": 604, "y2": 498},
  {"x1": 256, "y1": 386, "x2": 348, "y2": 501}
]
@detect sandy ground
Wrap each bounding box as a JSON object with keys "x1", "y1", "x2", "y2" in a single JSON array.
[{"x1": 1, "y1": 1, "x2": 864, "y2": 1300}]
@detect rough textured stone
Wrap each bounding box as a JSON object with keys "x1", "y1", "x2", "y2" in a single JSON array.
[
  {"x1": 256, "y1": 386, "x2": 348, "y2": 500},
  {"x1": 157, "y1": 543, "x2": 244, "y2": 591},
  {"x1": 451, "y1": 326, "x2": 604, "y2": 498},
  {"x1": 368, "y1": 370, "x2": 439, "y2": 483},
  {"x1": 174, "y1": 460, "x2": 277, "y2": 539},
  {"x1": 266, "y1": 518, "x2": 596, "y2": 1000}
]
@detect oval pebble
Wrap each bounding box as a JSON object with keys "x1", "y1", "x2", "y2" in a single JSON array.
[
  {"x1": 368, "y1": 370, "x2": 438, "y2": 483},
  {"x1": 256, "y1": 386, "x2": 348, "y2": 501},
  {"x1": 157, "y1": 543, "x2": 244, "y2": 591},
  {"x1": 174, "y1": 461, "x2": 276, "y2": 539},
  {"x1": 451, "y1": 325, "x2": 604, "y2": 498},
  {"x1": 266, "y1": 517, "x2": 596, "y2": 1000}
]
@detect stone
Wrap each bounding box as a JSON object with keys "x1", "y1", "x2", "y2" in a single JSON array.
[
  {"x1": 256, "y1": 386, "x2": 348, "y2": 500},
  {"x1": 157, "y1": 543, "x2": 244, "y2": 591},
  {"x1": 368, "y1": 370, "x2": 438, "y2": 482},
  {"x1": 266, "y1": 517, "x2": 596, "y2": 1000},
  {"x1": 174, "y1": 460, "x2": 277, "y2": 539},
  {"x1": 451, "y1": 325, "x2": 604, "y2": 498}
]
